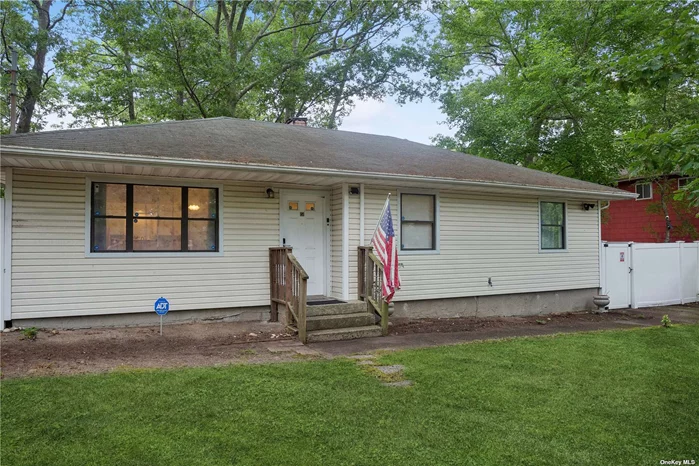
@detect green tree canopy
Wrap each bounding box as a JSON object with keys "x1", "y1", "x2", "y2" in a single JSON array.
[{"x1": 431, "y1": 0, "x2": 699, "y2": 191}]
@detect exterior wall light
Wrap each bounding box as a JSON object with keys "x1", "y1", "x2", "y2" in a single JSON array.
[{"x1": 266, "y1": 188, "x2": 275, "y2": 199}]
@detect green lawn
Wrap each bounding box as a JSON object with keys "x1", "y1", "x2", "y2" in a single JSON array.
[{"x1": 3, "y1": 326, "x2": 698, "y2": 466}]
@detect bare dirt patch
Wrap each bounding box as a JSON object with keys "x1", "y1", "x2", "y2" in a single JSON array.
[
  {"x1": 1, "y1": 321, "x2": 297, "y2": 379},
  {"x1": 2, "y1": 305, "x2": 696, "y2": 379},
  {"x1": 388, "y1": 310, "x2": 651, "y2": 336}
]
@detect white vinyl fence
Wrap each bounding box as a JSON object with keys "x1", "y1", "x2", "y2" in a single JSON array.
[{"x1": 601, "y1": 241, "x2": 699, "y2": 309}]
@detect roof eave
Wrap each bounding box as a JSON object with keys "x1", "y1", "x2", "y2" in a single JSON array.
[{"x1": 1, "y1": 145, "x2": 637, "y2": 201}]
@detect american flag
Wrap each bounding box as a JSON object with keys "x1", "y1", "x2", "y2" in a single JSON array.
[{"x1": 371, "y1": 197, "x2": 401, "y2": 303}]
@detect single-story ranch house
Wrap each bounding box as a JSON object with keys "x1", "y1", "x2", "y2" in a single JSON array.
[{"x1": 0, "y1": 117, "x2": 636, "y2": 341}]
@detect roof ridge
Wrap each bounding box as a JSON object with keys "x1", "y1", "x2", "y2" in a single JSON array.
[{"x1": 0, "y1": 117, "x2": 233, "y2": 138}]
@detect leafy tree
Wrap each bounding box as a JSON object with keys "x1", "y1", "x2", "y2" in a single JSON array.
[
  {"x1": 48, "y1": 1, "x2": 427, "y2": 128},
  {"x1": 1, "y1": 0, "x2": 74, "y2": 133},
  {"x1": 611, "y1": 1, "x2": 699, "y2": 208},
  {"x1": 56, "y1": 0, "x2": 148, "y2": 126},
  {"x1": 431, "y1": 0, "x2": 698, "y2": 189}
]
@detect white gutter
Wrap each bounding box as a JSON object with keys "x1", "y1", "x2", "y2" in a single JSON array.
[{"x1": 1, "y1": 146, "x2": 637, "y2": 200}]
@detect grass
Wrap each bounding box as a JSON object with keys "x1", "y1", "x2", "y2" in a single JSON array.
[{"x1": 3, "y1": 326, "x2": 699, "y2": 465}]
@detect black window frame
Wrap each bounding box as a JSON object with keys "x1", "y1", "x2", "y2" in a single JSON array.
[
  {"x1": 400, "y1": 193, "x2": 437, "y2": 251},
  {"x1": 90, "y1": 182, "x2": 219, "y2": 253},
  {"x1": 540, "y1": 201, "x2": 566, "y2": 250}
]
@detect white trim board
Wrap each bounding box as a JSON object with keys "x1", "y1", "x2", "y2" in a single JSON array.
[
  {"x1": 2, "y1": 167, "x2": 12, "y2": 323},
  {"x1": 342, "y1": 183, "x2": 350, "y2": 300}
]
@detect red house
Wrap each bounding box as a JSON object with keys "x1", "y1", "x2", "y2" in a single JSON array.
[{"x1": 601, "y1": 175, "x2": 699, "y2": 243}]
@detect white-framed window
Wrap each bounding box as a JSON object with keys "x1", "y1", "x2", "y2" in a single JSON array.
[
  {"x1": 539, "y1": 201, "x2": 566, "y2": 251},
  {"x1": 678, "y1": 177, "x2": 695, "y2": 190},
  {"x1": 399, "y1": 192, "x2": 439, "y2": 253},
  {"x1": 88, "y1": 181, "x2": 220, "y2": 254},
  {"x1": 635, "y1": 182, "x2": 652, "y2": 200}
]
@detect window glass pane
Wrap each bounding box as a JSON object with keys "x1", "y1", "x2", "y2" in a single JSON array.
[
  {"x1": 93, "y1": 183, "x2": 126, "y2": 216},
  {"x1": 133, "y1": 219, "x2": 181, "y2": 251},
  {"x1": 288, "y1": 201, "x2": 298, "y2": 211},
  {"x1": 541, "y1": 226, "x2": 564, "y2": 249},
  {"x1": 188, "y1": 220, "x2": 216, "y2": 251},
  {"x1": 402, "y1": 222, "x2": 433, "y2": 250},
  {"x1": 540, "y1": 202, "x2": 564, "y2": 225},
  {"x1": 305, "y1": 202, "x2": 315, "y2": 212},
  {"x1": 93, "y1": 218, "x2": 126, "y2": 251},
  {"x1": 133, "y1": 185, "x2": 182, "y2": 218},
  {"x1": 402, "y1": 194, "x2": 434, "y2": 221},
  {"x1": 188, "y1": 188, "x2": 217, "y2": 219},
  {"x1": 636, "y1": 183, "x2": 651, "y2": 199}
]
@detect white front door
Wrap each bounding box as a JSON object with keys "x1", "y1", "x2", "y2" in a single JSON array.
[{"x1": 280, "y1": 190, "x2": 327, "y2": 296}]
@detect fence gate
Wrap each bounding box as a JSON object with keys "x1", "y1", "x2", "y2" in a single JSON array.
[{"x1": 603, "y1": 243, "x2": 632, "y2": 309}]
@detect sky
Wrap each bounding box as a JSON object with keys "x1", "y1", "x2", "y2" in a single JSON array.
[{"x1": 339, "y1": 97, "x2": 454, "y2": 145}]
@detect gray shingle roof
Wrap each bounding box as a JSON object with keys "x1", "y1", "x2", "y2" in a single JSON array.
[{"x1": 1, "y1": 117, "x2": 628, "y2": 196}]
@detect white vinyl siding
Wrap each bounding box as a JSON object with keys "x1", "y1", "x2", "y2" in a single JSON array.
[
  {"x1": 11, "y1": 169, "x2": 279, "y2": 319},
  {"x1": 364, "y1": 187, "x2": 599, "y2": 301}
]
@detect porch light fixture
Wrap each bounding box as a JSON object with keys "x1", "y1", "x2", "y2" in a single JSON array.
[
  {"x1": 582, "y1": 203, "x2": 596, "y2": 211},
  {"x1": 188, "y1": 204, "x2": 200, "y2": 211},
  {"x1": 266, "y1": 188, "x2": 275, "y2": 199}
]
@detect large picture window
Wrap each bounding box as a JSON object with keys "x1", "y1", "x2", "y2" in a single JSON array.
[
  {"x1": 400, "y1": 193, "x2": 437, "y2": 251},
  {"x1": 91, "y1": 182, "x2": 218, "y2": 253},
  {"x1": 540, "y1": 201, "x2": 566, "y2": 250}
]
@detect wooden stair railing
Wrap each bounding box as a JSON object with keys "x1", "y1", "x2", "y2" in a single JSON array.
[
  {"x1": 269, "y1": 247, "x2": 309, "y2": 343},
  {"x1": 358, "y1": 246, "x2": 389, "y2": 336}
]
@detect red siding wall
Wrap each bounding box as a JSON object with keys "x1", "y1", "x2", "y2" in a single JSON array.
[{"x1": 601, "y1": 178, "x2": 699, "y2": 242}]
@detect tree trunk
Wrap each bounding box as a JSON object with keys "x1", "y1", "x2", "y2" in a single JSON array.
[
  {"x1": 658, "y1": 179, "x2": 672, "y2": 243},
  {"x1": 17, "y1": 0, "x2": 53, "y2": 133},
  {"x1": 124, "y1": 50, "x2": 136, "y2": 122}
]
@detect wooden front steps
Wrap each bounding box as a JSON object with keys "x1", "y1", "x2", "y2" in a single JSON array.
[{"x1": 306, "y1": 301, "x2": 381, "y2": 342}]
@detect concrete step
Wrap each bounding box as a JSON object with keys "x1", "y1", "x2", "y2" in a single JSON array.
[
  {"x1": 306, "y1": 325, "x2": 383, "y2": 343},
  {"x1": 306, "y1": 312, "x2": 375, "y2": 331},
  {"x1": 306, "y1": 301, "x2": 367, "y2": 317}
]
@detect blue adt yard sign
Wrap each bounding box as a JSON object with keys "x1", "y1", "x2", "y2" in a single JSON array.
[
  {"x1": 154, "y1": 297, "x2": 169, "y2": 335},
  {"x1": 154, "y1": 297, "x2": 170, "y2": 315}
]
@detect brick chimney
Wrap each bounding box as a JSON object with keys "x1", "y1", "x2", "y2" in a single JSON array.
[{"x1": 285, "y1": 117, "x2": 307, "y2": 126}]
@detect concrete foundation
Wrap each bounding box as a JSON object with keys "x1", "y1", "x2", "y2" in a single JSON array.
[
  {"x1": 393, "y1": 288, "x2": 598, "y2": 319},
  {"x1": 12, "y1": 306, "x2": 270, "y2": 330},
  {"x1": 13, "y1": 288, "x2": 598, "y2": 329}
]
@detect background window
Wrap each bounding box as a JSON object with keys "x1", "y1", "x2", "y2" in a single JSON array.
[
  {"x1": 635, "y1": 183, "x2": 652, "y2": 200},
  {"x1": 540, "y1": 202, "x2": 566, "y2": 250},
  {"x1": 401, "y1": 193, "x2": 436, "y2": 250},
  {"x1": 678, "y1": 177, "x2": 695, "y2": 189},
  {"x1": 91, "y1": 183, "x2": 218, "y2": 253}
]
